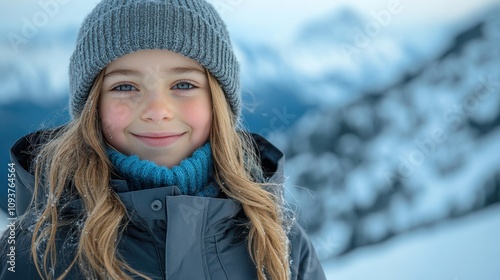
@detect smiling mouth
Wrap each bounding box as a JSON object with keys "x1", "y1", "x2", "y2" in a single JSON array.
[{"x1": 132, "y1": 132, "x2": 185, "y2": 147}]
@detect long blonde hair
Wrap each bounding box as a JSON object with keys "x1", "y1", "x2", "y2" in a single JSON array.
[{"x1": 30, "y1": 69, "x2": 290, "y2": 279}]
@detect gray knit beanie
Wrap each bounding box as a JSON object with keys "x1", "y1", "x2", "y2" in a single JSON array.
[{"x1": 69, "y1": 0, "x2": 240, "y2": 120}]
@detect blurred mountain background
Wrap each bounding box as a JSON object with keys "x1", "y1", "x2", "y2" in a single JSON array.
[{"x1": 1, "y1": 1, "x2": 500, "y2": 279}]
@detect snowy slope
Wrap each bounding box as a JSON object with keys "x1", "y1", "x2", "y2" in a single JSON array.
[
  {"x1": 322, "y1": 204, "x2": 500, "y2": 280},
  {"x1": 283, "y1": 7, "x2": 500, "y2": 259}
]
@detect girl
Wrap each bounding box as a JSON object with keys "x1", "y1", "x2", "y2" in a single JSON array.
[{"x1": 1, "y1": 0, "x2": 326, "y2": 279}]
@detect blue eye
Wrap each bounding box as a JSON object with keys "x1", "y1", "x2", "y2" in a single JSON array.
[
  {"x1": 172, "y1": 82, "x2": 195, "y2": 90},
  {"x1": 112, "y1": 84, "x2": 138, "y2": 91}
]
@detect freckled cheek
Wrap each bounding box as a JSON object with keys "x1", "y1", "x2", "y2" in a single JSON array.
[{"x1": 99, "y1": 100, "x2": 134, "y2": 133}]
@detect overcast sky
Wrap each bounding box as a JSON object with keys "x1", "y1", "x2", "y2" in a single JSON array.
[{"x1": 2, "y1": 0, "x2": 498, "y2": 41}]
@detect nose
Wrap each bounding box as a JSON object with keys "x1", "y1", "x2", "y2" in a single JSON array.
[{"x1": 141, "y1": 91, "x2": 174, "y2": 123}]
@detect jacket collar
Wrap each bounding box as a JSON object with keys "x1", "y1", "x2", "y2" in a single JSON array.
[{"x1": 10, "y1": 127, "x2": 285, "y2": 218}]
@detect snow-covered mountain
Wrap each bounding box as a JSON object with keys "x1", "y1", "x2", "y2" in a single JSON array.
[
  {"x1": 234, "y1": 6, "x2": 468, "y2": 135},
  {"x1": 281, "y1": 7, "x2": 500, "y2": 259},
  {"x1": 236, "y1": 6, "x2": 459, "y2": 110}
]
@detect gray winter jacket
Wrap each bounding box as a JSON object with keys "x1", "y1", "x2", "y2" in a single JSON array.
[{"x1": 0, "y1": 129, "x2": 326, "y2": 279}]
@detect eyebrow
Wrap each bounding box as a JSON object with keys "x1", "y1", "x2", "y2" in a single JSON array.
[
  {"x1": 170, "y1": 66, "x2": 206, "y2": 76},
  {"x1": 104, "y1": 66, "x2": 206, "y2": 78},
  {"x1": 104, "y1": 69, "x2": 140, "y2": 78}
]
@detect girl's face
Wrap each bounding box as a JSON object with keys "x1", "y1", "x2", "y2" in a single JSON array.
[{"x1": 99, "y1": 49, "x2": 212, "y2": 168}]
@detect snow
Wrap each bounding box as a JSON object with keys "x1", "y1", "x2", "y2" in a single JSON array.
[
  {"x1": 321, "y1": 204, "x2": 500, "y2": 280},
  {"x1": 280, "y1": 8, "x2": 500, "y2": 262}
]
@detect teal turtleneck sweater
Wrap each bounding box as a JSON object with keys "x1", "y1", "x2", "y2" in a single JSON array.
[{"x1": 106, "y1": 142, "x2": 220, "y2": 197}]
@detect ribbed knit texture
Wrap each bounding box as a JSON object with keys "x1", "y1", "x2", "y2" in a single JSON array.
[
  {"x1": 106, "y1": 142, "x2": 219, "y2": 197},
  {"x1": 69, "y1": 0, "x2": 240, "y2": 120}
]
